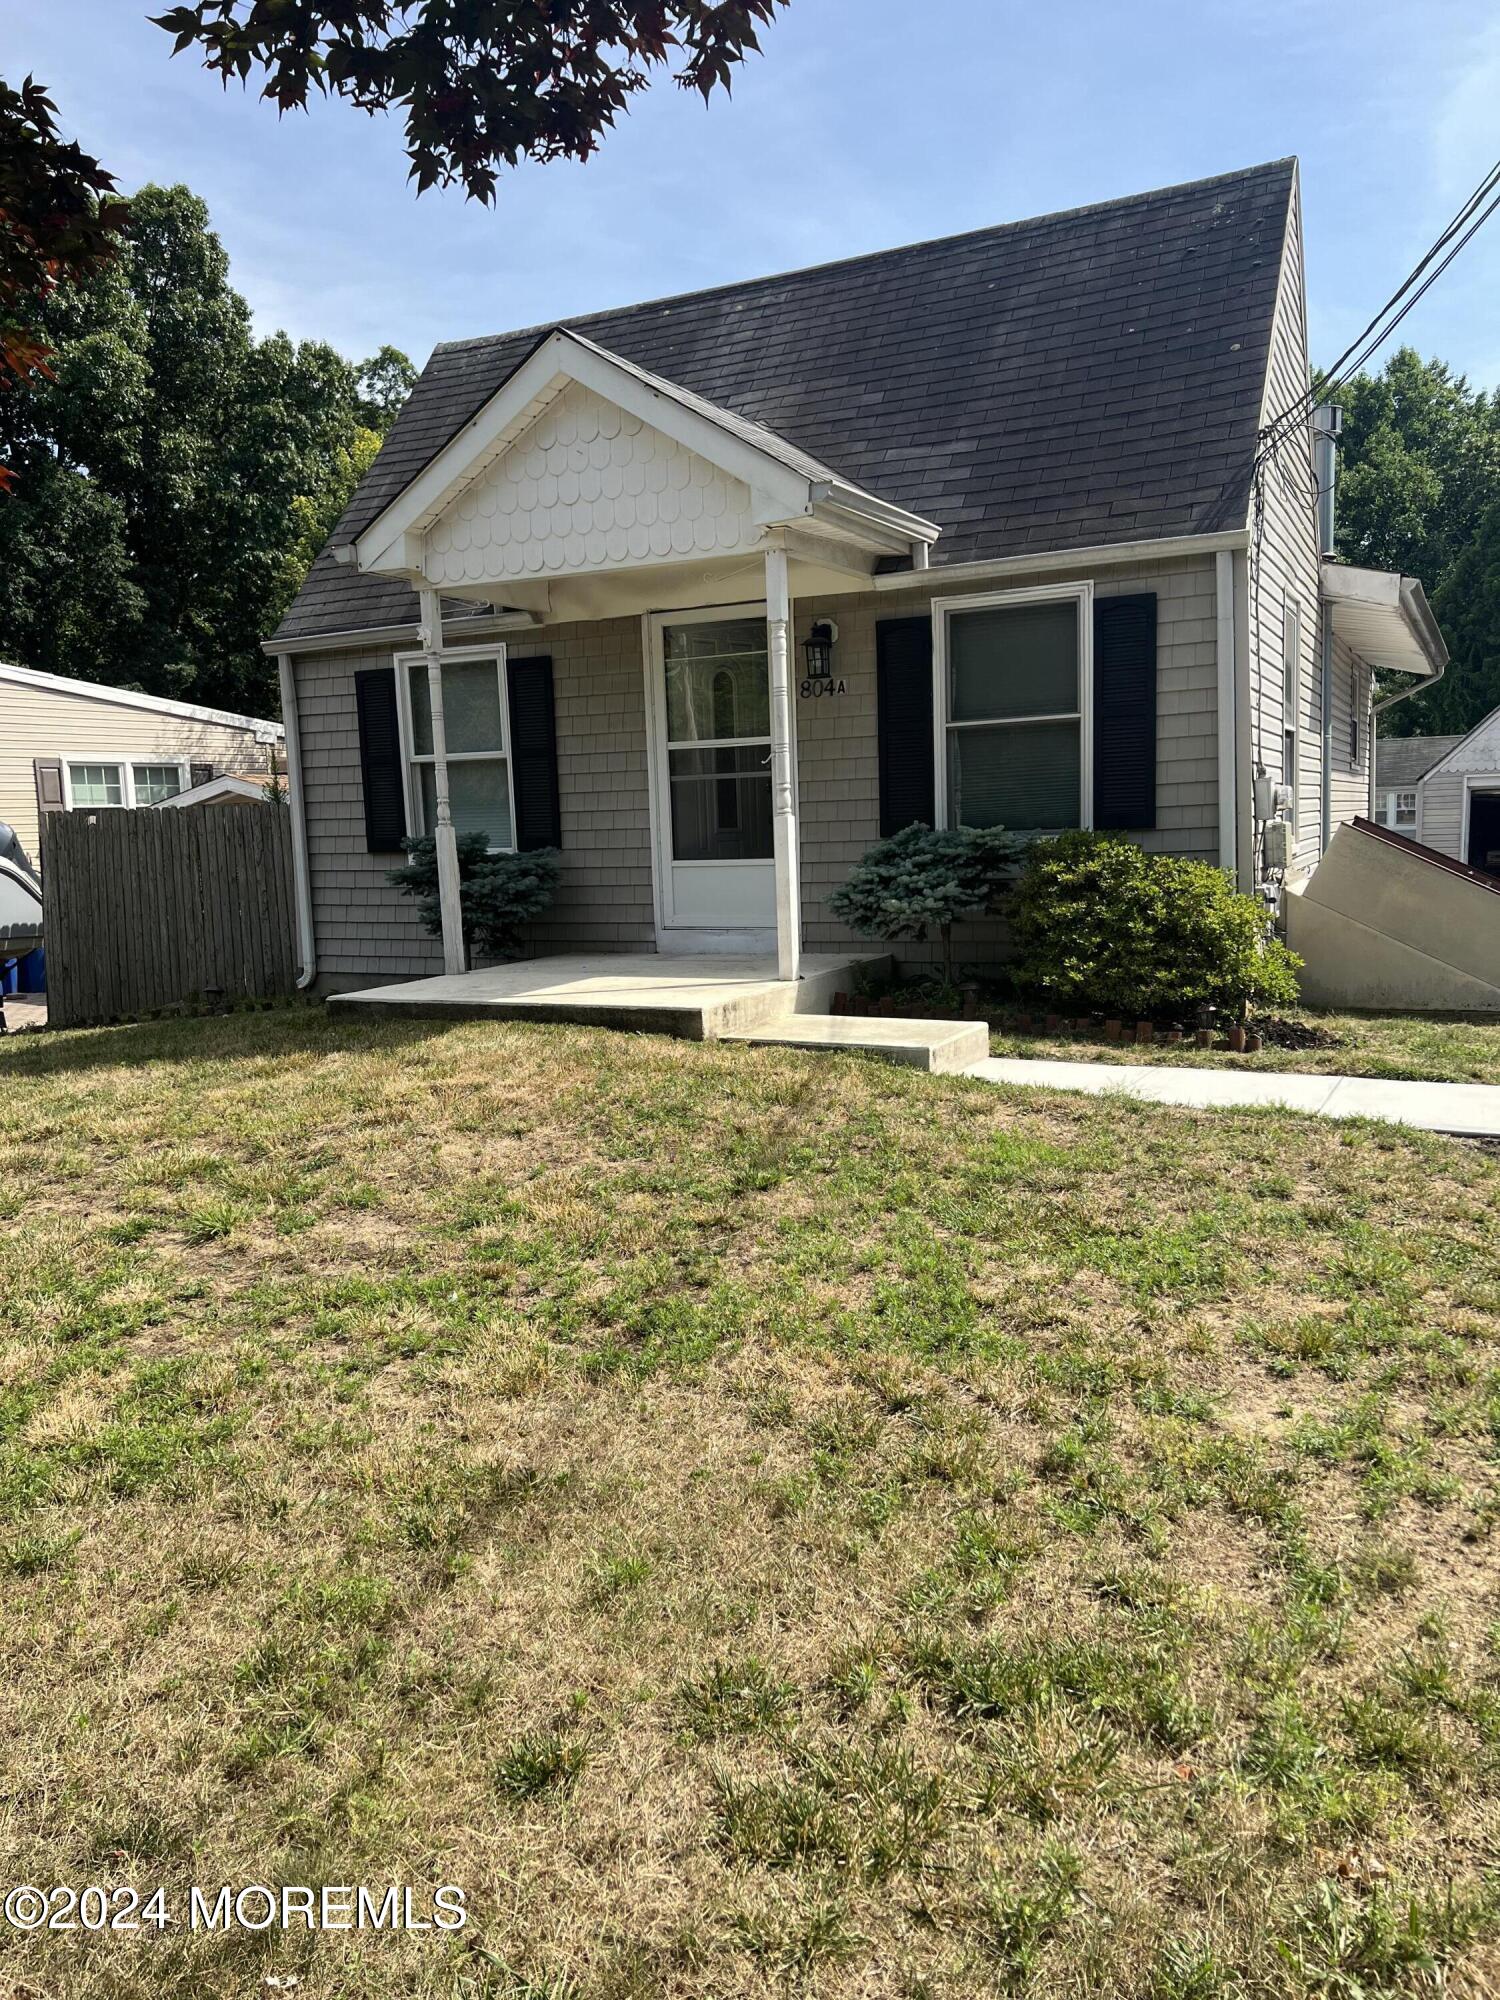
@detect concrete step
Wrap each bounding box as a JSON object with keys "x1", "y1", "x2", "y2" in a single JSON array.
[{"x1": 720, "y1": 1013, "x2": 990, "y2": 1073}]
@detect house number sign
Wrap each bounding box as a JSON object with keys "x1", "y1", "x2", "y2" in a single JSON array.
[{"x1": 799, "y1": 673, "x2": 849, "y2": 699}]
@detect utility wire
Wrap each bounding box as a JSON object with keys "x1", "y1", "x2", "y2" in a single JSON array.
[{"x1": 1257, "y1": 152, "x2": 1500, "y2": 456}]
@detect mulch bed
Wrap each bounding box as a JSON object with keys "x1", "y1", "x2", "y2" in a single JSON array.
[{"x1": 831, "y1": 991, "x2": 1349, "y2": 1058}]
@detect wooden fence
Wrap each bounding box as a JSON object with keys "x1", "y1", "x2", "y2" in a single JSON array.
[{"x1": 42, "y1": 805, "x2": 297, "y2": 1028}]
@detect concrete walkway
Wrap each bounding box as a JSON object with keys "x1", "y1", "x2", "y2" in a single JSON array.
[{"x1": 967, "y1": 1056, "x2": 1500, "y2": 1137}]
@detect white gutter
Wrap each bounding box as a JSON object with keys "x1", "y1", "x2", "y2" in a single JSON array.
[
  {"x1": 871, "y1": 527, "x2": 1249, "y2": 591},
  {"x1": 260, "y1": 608, "x2": 540, "y2": 659},
  {"x1": 1215, "y1": 550, "x2": 1238, "y2": 879},
  {"x1": 276, "y1": 652, "x2": 317, "y2": 991}
]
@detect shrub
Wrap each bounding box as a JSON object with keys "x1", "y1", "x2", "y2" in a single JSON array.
[
  {"x1": 388, "y1": 833, "x2": 559, "y2": 961},
  {"x1": 829, "y1": 823, "x2": 1022, "y2": 982},
  {"x1": 1008, "y1": 830, "x2": 1300, "y2": 1019}
]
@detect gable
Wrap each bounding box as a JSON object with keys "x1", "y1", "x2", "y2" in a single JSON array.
[
  {"x1": 422, "y1": 380, "x2": 761, "y2": 585},
  {"x1": 1426, "y1": 707, "x2": 1500, "y2": 779}
]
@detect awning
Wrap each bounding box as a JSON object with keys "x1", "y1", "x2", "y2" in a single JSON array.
[{"x1": 1320, "y1": 561, "x2": 1448, "y2": 679}]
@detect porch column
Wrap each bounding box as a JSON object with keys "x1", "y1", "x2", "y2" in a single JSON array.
[
  {"x1": 418, "y1": 585, "x2": 467, "y2": 976},
  {"x1": 765, "y1": 544, "x2": 802, "y2": 982}
]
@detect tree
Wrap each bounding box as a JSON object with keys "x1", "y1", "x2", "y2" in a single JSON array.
[
  {"x1": 0, "y1": 185, "x2": 389, "y2": 713},
  {"x1": 0, "y1": 78, "x2": 130, "y2": 406},
  {"x1": 1, "y1": 8, "x2": 785, "y2": 429},
  {"x1": 1332, "y1": 348, "x2": 1500, "y2": 736},
  {"x1": 356, "y1": 344, "x2": 418, "y2": 435},
  {"x1": 152, "y1": 2, "x2": 789, "y2": 198}
]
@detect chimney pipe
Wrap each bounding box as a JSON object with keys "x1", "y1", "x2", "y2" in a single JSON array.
[{"x1": 1311, "y1": 404, "x2": 1343, "y2": 558}]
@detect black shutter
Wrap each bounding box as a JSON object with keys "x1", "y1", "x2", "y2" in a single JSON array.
[
  {"x1": 506, "y1": 655, "x2": 561, "y2": 850},
  {"x1": 354, "y1": 667, "x2": 408, "y2": 852},
  {"x1": 876, "y1": 618, "x2": 935, "y2": 836},
  {"x1": 1092, "y1": 593, "x2": 1157, "y2": 830},
  {"x1": 190, "y1": 762, "x2": 214, "y2": 789}
]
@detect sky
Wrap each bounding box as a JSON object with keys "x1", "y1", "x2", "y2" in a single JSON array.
[{"x1": 11, "y1": 0, "x2": 1500, "y2": 386}]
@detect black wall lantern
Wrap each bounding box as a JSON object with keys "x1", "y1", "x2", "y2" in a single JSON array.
[{"x1": 804, "y1": 618, "x2": 839, "y2": 678}]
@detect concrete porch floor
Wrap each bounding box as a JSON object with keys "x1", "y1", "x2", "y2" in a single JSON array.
[{"x1": 328, "y1": 951, "x2": 892, "y2": 1040}]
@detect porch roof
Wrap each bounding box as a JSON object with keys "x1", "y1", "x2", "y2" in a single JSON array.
[{"x1": 274, "y1": 158, "x2": 1296, "y2": 645}]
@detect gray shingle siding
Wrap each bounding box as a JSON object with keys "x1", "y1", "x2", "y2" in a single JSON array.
[
  {"x1": 276, "y1": 160, "x2": 1292, "y2": 644},
  {"x1": 297, "y1": 559, "x2": 1219, "y2": 984}
]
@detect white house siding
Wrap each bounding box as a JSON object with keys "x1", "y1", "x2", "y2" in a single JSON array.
[
  {"x1": 1247, "y1": 170, "x2": 1324, "y2": 875},
  {"x1": 1417, "y1": 709, "x2": 1500, "y2": 860},
  {"x1": 1327, "y1": 632, "x2": 1373, "y2": 830},
  {"x1": 0, "y1": 678, "x2": 274, "y2": 868}
]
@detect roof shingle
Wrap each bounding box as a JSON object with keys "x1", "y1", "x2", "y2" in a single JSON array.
[{"x1": 275, "y1": 158, "x2": 1295, "y2": 643}]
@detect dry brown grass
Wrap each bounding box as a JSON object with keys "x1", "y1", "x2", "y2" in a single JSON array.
[{"x1": 1, "y1": 1007, "x2": 1499, "y2": 1998}]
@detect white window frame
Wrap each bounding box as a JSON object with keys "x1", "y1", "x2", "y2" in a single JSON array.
[
  {"x1": 60, "y1": 756, "x2": 192, "y2": 810},
  {"x1": 931, "y1": 580, "x2": 1094, "y2": 834},
  {"x1": 1393, "y1": 789, "x2": 1417, "y2": 829},
  {"x1": 1282, "y1": 595, "x2": 1301, "y2": 833},
  {"x1": 393, "y1": 644, "x2": 516, "y2": 854}
]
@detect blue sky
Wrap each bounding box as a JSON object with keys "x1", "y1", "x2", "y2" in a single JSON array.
[{"x1": 13, "y1": 0, "x2": 1500, "y2": 385}]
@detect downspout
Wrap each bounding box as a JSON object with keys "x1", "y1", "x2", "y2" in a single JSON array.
[
  {"x1": 1312, "y1": 406, "x2": 1342, "y2": 855},
  {"x1": 1214, "y1": 550, "x2": 1238, "y2": 879},
  {"x1": 277, "y1": 651, "x2": 317, "y2": 990}
]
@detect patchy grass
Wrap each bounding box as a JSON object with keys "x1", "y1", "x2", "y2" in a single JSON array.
[
  {"x1": 989, "y1": 1006, "x2": 1500, "y2": 1083},
  {"x1": 2, "y1": 1007, "x2": 1500, "y2": 1997}
]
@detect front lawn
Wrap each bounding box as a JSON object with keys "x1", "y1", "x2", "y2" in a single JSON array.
[
  {"x1": 3, "y1": 1010, "x2": 1499, "y2": 1998},
  {"x1": 988, "y1": 1008, "x2": 1500, "y2": 1085}
]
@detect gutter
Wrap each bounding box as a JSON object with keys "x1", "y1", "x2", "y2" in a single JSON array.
[
  {"x1": 276, "y1": 652, "x2": 317, "y2": 991},
  {"x1": 870, "y1": 527, "x2": 1249, "y2": 591}
]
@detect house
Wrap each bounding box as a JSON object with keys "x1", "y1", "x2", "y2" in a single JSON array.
[
  {"x1": 0, "y1": 662, "x2": 283, "y2": 871},
  {"x1": 1390, "y1": 704, "x2": 1500, "y2": 872},
  {"x1": 267, "y1": 159, "x2": 1449, "y2": 996},
  {"x1": 1373, "y1": 733, "x2": 1465, "y2": 834}
]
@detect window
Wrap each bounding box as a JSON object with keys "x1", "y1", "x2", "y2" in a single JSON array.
[
  {"x1": 401, "y1": 652, "x2": 514, "y2": 850},
  {"x1": 1350, "y1": 712, "x2": 1361, "y2": 768},
  {"x1": 1282, "y1": 597, "x2": 1301, "y2": 830},
  {"x1": 938, "y1": 586, "x2": 1089, "y2": 832},
  {"x1": 65, "y1": 759, "x2": 191, "y2": 809},
  {"x1": 68, "y1": 762, "x2": 124, "y2": 806},
  {"x1": 132, "y1": 763, "x2": 184, "y2": 805},
  {"x1": 662, "y1": 617, "x2": 772, "y2": 861},
  {"x1": 1395, "y1": 790, "x2": 1417, "y2": 828}
]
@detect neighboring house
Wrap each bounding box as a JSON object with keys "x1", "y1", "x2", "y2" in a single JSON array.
[
  {"x1": 1401, "y1": 704, "x2": 1500, "y2": 873},
  {"x1": 0, "y1": 663, "x2": 283, "y2": 869},
  {"x1": 267, "y1": 159, "x2": 1449, "y2": 993},
  {"x1": 1372, "y1": 733, "x2": 1464, "y2": 835}
]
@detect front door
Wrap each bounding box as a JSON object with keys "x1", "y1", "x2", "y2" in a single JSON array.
[{"x1": 649, "y1": 609, "x2": 777, "y2": 938}]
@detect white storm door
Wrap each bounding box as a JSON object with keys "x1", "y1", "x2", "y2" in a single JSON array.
[{"x1": 651, "y1": 611, "x2": 777, "y2": 931}]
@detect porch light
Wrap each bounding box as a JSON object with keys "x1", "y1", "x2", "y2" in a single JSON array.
[{"x1": 804, "y1": 619, "x2": 839, "y2": 678}]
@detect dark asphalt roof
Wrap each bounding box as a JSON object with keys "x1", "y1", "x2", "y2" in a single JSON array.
[
  {"x1": 275, "y1": 158, "x2": 1295, "y2": 644},
  {"x1": 1376, "y1": 733, "x2": 1466, "y2": 789}
]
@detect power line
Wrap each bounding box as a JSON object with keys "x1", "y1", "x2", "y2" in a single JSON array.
[{"x1": 1258, "y1": 152, "x2": 1500, "y2": 455}]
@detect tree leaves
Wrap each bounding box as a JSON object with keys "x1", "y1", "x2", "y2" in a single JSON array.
[{"x1": 148, "y1": 1, "x2": 789, "y2": 201}]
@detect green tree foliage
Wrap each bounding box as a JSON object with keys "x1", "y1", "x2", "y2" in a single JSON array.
[
  {"x1": 0, "y1": 184, "x2": 412, "y2": 714},
  {"x1": 1333, "y1": 348, "x2": 1500, "y2": 736},
  {"x1": 1008, "y1": 832, "x2": 1300, "y2": 1020},
  {"x1": 389, "y1": 834, "x2": 560, "y2": 960},
  {"x1": 152, "y1": 2, "x2": 788, "y2": 200},
  {"x1": 0, "y1": 77, "x2": 129, "y2": 410},
  {"x1": 829, "y1": 823, "x2": 1021, "y2": 983},
  {"x1": 355, "y1": 344, "x2": 418, "y2": 435}
]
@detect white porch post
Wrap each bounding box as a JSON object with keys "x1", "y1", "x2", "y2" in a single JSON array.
[
  {"x1": 418, "y1": 585, "x2": 467, "y2": 976},
  {"x1": 765, "y1": 544, "x2": 802, "y2": 982}
]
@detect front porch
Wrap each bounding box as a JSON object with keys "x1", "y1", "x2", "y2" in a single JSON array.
[
  {"x1": 327, "y1": 950, "x2": 992, "y2": 1071},
  {"x1": 328, "y1": 949, "x2": 886, "y2": 1038}
]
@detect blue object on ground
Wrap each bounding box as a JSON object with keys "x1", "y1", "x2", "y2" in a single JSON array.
[{"x1": 18, "y1": 948, "x2": 44, "y2": 992}]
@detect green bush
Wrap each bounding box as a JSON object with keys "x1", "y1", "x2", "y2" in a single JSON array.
[
  {"x1": 388, "y1": 833, "x2": 559, "y2": 961},
  {"x1": 1008, "y1": 830, "x2": 1300, "y2": 1019},
  {"x1": 829, "y1": 823, "x2": 1022, "y2": 982}
]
